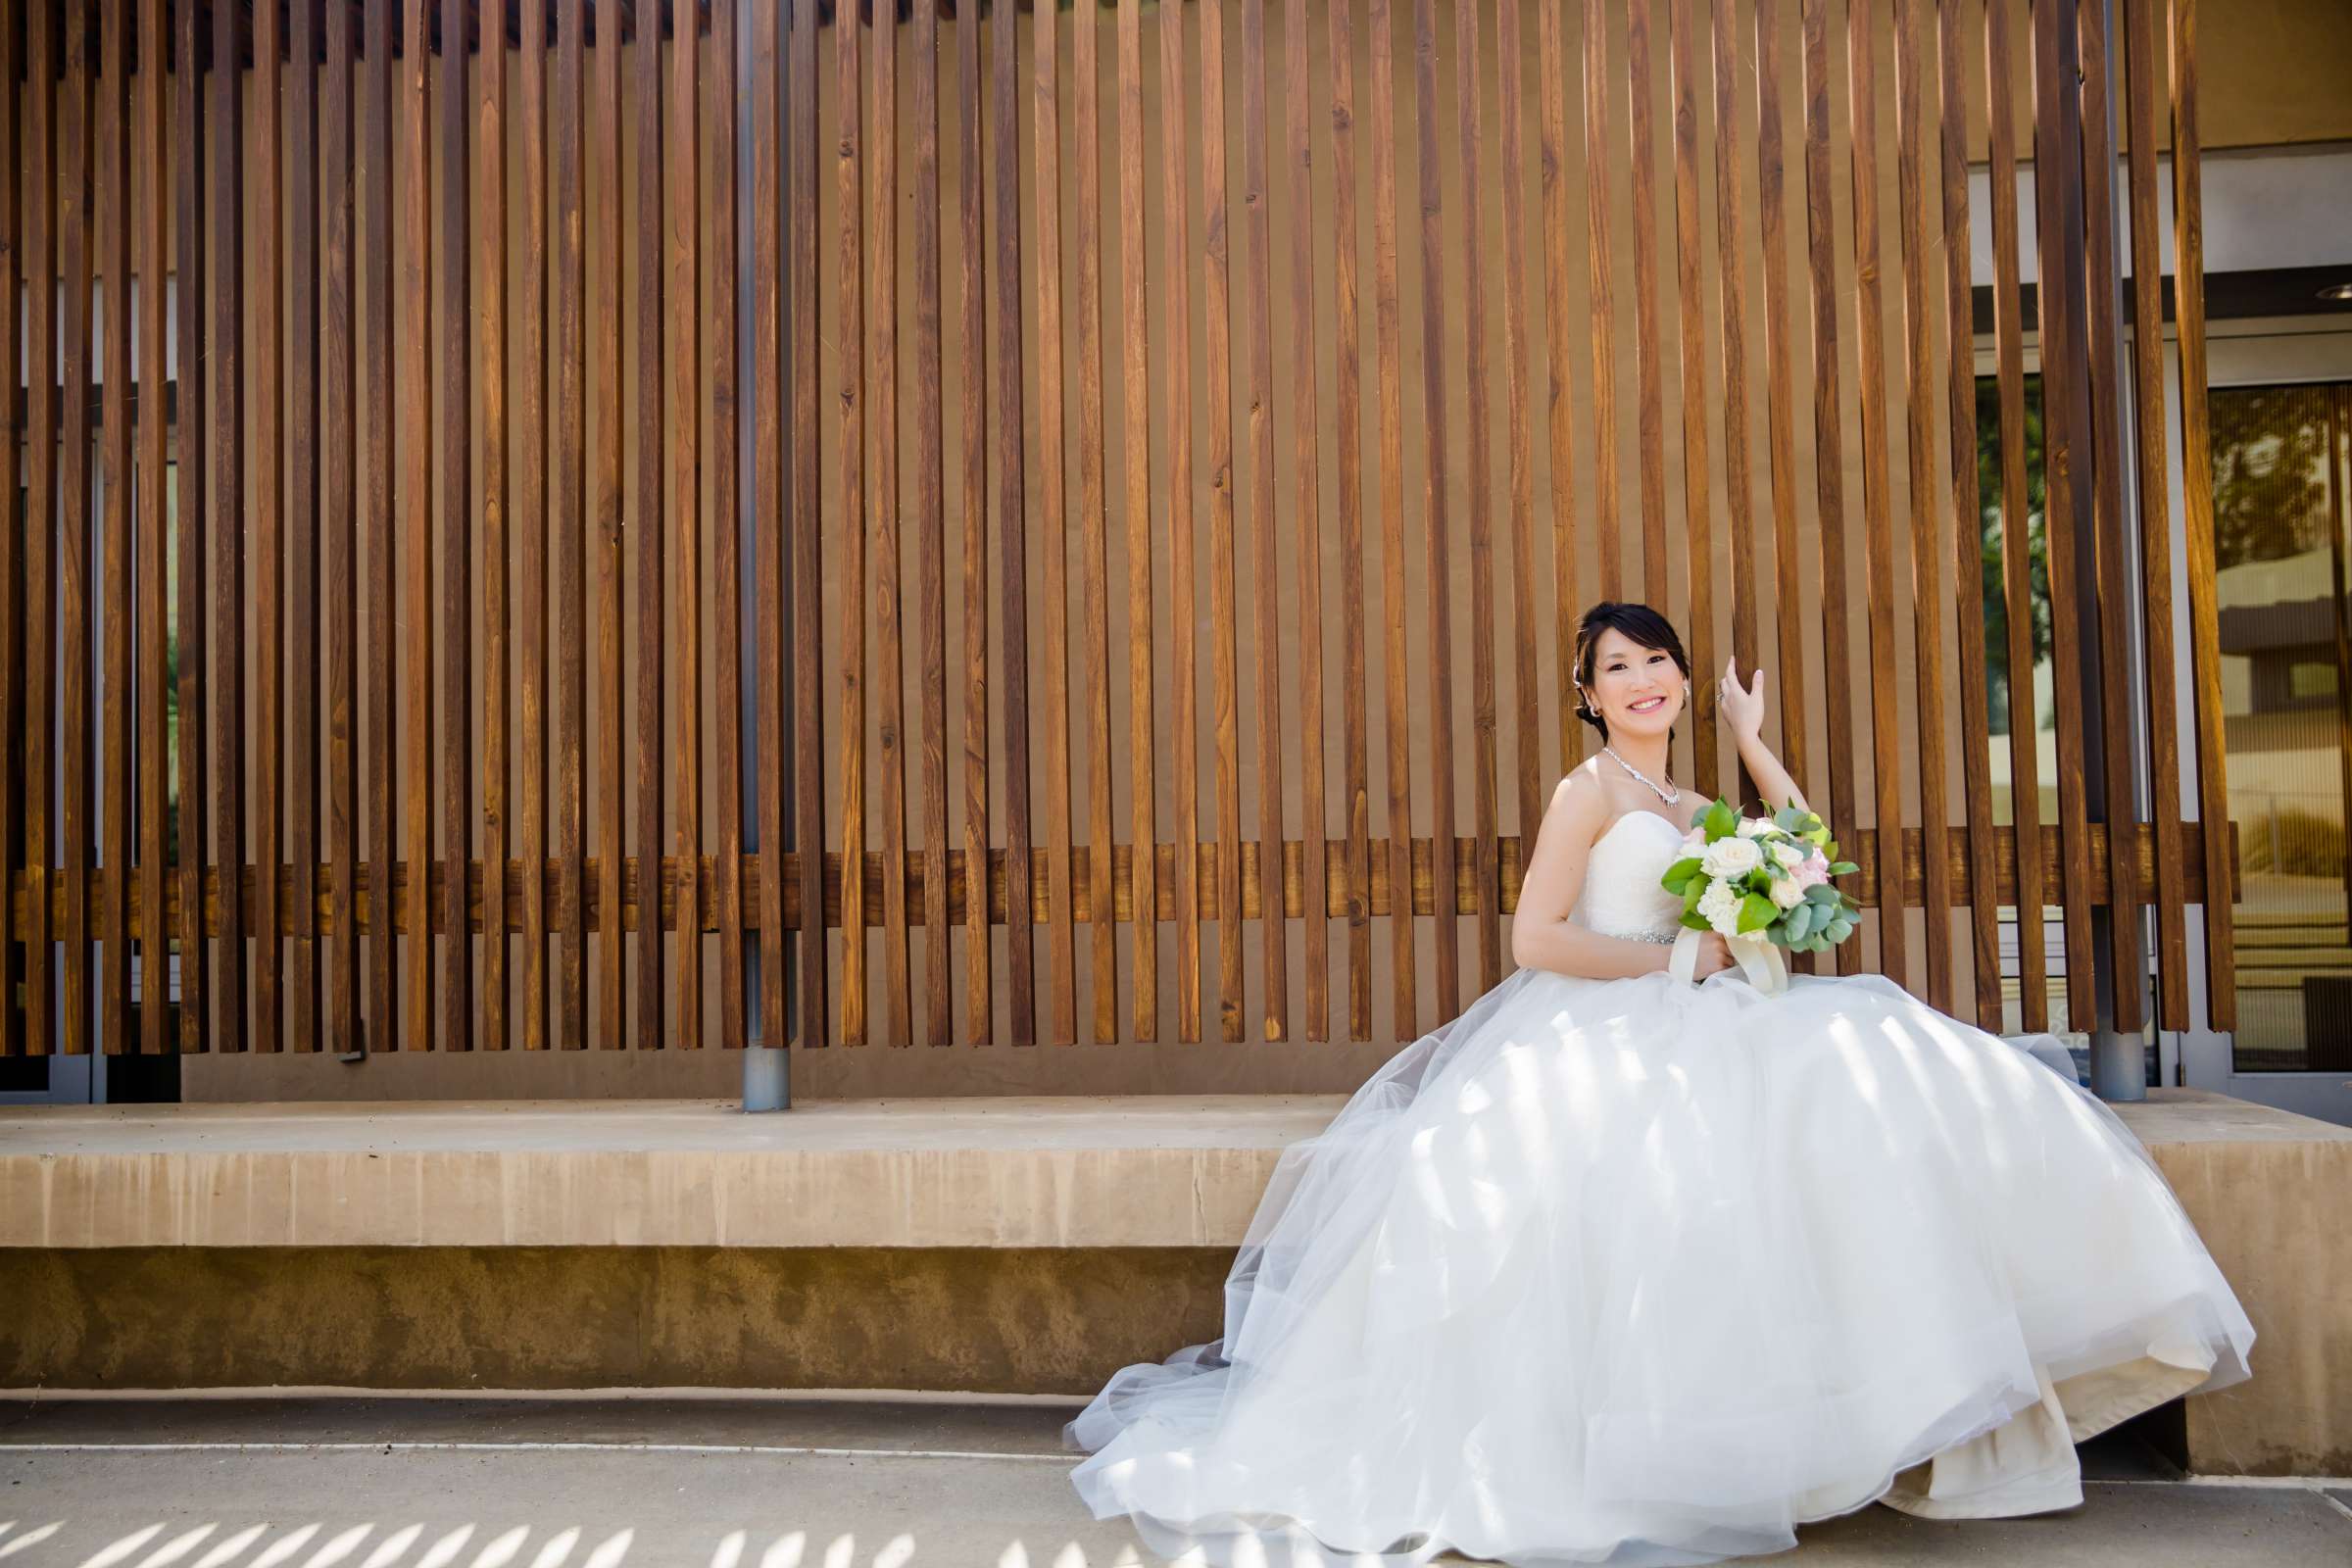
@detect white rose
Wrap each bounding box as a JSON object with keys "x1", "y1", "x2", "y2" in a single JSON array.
[
  {"x1": 1737, "y1": 816, "x2": 1773, "y2": 839},
  {"x1": 1700, "y1": 837, "x2": 1762, "y2": 878},
  {"x1": 1769, "y1": 876, "x2": 1806, "y2": 909},
  {"x1": 1697, "y1": 879, "x2": 1745, "y2": 937},
  {"x1": 1770, "y1": 841, "x2": 1805, "y2": 869}
]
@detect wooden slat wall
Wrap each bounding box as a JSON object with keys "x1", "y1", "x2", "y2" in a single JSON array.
[{"x1": 2, "y1": 0, "x2": 2241, "y2": 1061}]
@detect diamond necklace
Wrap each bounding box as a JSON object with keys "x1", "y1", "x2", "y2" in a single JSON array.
[{"x1": 1602, "y1": 744, "x2": 1680, "y2": 806}]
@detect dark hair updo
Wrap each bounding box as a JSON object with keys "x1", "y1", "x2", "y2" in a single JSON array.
[{"x1": 1571, "y1": 601, "x2": 1692, "y2": 743}]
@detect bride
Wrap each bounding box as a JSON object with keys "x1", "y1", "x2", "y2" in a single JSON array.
[{"x1": 1063, "y1": 601, "x2": 2255, "y2": 1566}]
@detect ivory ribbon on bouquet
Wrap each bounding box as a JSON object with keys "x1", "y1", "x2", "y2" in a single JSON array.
[{"x1": 1670, "y1": 927, "x2": 1790, "y2": 996}]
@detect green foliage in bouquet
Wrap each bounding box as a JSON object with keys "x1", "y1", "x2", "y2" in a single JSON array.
[{"x1": 1657, "y1": 797, "x2": 1864, "y2": 954}]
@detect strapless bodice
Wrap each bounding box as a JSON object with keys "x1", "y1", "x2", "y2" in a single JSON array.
[{"x1": 1568, "y1": 810, "x2": 1690, "y2": 943}]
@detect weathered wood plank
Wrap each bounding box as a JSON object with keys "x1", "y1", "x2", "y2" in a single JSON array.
[
  {"x1": 515, "y1": 0, "x2": 551, "y2": 1049},
  {"x1": 1331, "y1": 0, "x2": 1372, "y2": 1040},
  {"x1": 1845, "y1": 0, "x2": 1910, "y2": 991},
  {"x1": 321, "y1": 0, "x2": 359, "y2": 1051},
  {"x1": 1075, "y1": 0, "x2": 1118, "y2": 1042},
  {"x1": 99, "y1": 0, "x2": 134, "y2": 1054},
  {"x1": 1201, "y1": 0, "x2": 1245, "y2": 1041},
  {"x1": 1984, "y1": 0, "x2": 2048, "y2": 1030},
  {"x1": 1893, "y1": 0, "x2": 1952, "y2": 1011},
  {"x1": 172, "y1": 0, "x2": 210, "y2": 1048},
  {"x1": 1368, "y1": 0, "x2": 1415, "y2": 1039},
  {"x1": 2169, "y1": 0, "x2": 2234, "y2": 1030},
  {"x1": 912, "y1": 0, "x2": 954, "y2": 1044},
  {"x1": 2124, "y1": 0, "x2": 2190, "y2": 1030},
  {"x1": 1801, "y1": 0, "x2": 1858, "y2": 978},
  {"x1": 1938, "y1": 0, "x2": 2005, "y2": 1027},
  {"x1": 1456, "y1": 0, "x2": 1501, "y2": 995},
  {"x1": 1411, "y1": 0, "x2": 1459, "y2": 1019}
]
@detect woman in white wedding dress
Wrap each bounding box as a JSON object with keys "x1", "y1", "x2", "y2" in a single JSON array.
[{"x1": 1062, "y1": 602, "x2": 2256, "y2": 1567}]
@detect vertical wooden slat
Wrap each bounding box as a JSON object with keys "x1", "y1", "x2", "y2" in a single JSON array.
[
  {"x1": 1939, "y1": 0, "x2": 2004, "y2": 1027},
  {"x1": 915, "y1": 0, "x2": 955, "y2": 1044},
  {"x1": 998, "y1": 0, "x2": 1036, "y2": 1043},
  {"x1": 710, "y1": 0, "x2": 744, "y2": 1052},
  {"x1": 2169, "y1": 0, "x2": 2234, "y2": 1030},
  {"x1": 400, "y1": 0, "x2": 433, "y2": 1050},
  {"x1": 1367, "y1": 0, "x2": 1415, "y2": 1040},
  {"x1": 2075, "y1": 0, "x2": 2145, "y2": 1037},
  {"x1": 1497, "y1": 0, "x2": 1541, "y2": 897},
  {"x1": 2124, "y1": 0, "x2": 2190, "y2": 1031},
  {"x1": 1289, "y1": 0, "x2": 1331, "y2": 1036},
  {"x1": 875, "y1": 0, "x2": 912, "y2": 1045},
  {"x1": 1668, "y1": 0, "x2": 1717, "y2": 797},
  {"x1": 24, "y1": 0, "x2": 56, "y2": 1055},
  {"x1": 792, "y1": 0, "x2": 831, "y2": 1050},
  {"x1": 593, "y1": 0, "x2": 624, "y2": 1047},
  {"x1": 322, "y1": 0, "x2": 358, "y2": 1052},
  {"x1": 1893, "y1": 0, "x2": 1952, "y2": 1011},
  {"x1": 757, "y1": 0, "x2": 790, "y2": 1047},
  {"x1": 1159, "y1": 0, "x2": 1200, "y2": 1043},
  {"x1": 244, "y1": 0, "x2": 279, "y2": 1051},
  {"x1": 1076, "y1": 0, "x2": 1119, "y2": 1042},
  {"x1": 1330, "y1": 0, "x2": 1370, "y2": 1038},
  {"x1": 1582, "y1": 0, "x2": 1622, "y2": 602},
  {"x1": 1711, "y1": 0, "x2": 1759, "y2": 809},
  {"x1": 172, "y1": 0, "x2": 209, "y2": 1053},
  {"x1": 1800, "y1": 0, "x2": 1857, "y2": 976},
  {"x1": 1410, "y1": 0, "x2": 1459, "y2": 1020},
  {"x1": 61, "y1": 0, "x2": 94, "y2": 1055},
  {"x1": 437, "y1": 0, "x2": 472, "y2": 1051},
  {"x1": 824, "y1": 0, "x2": 860, "y2": 1047},
  {"x1": 284, "y1": 0, "x2": 318, "y2": 1053},
  {"x1": 1984, "y1": 0, "x2": 2048, "y2": 1029},
  {"x1": 0, "y1": 0, "x2": 21, "y2": 1058},
  {"x1": 1242, "y1": 0, "x2": 1287, "y2": 1037},
  {"x1": 480, "y1": 0, "x2": 511, "y2": 1051},
  {"x1": 1626, "y1": 0, "x2": 1668, "y2": 608},
  {"x1": 2031, "y1": 0, "x2": 2100, "y2": 1030},
  {"x1": 1754, "y1": 0, "x2": 1810, "y2": 854},
  {"x1": 1540, "y1": 0, "x2": 1581, "y2": 789},
  {"x1": 137, "y1": 0, "x2": 172, "y2": 1054},
  {"x1": 668, "y1": 0, "x2": 703, "y2": 1053},
  {"x1": 553, "y1": 0, "x2": 586, "y2": 1050},
  {"x1": 1845, "y1": 0, "x2": 1909, "y2": 990},
  {"x1": 632, "y1": 0, "x2": 666, "y2": 1051},
  {"x1": 1454, "y1": 0, "x2": 1500, "y2": 994},
  {"x1": 1120, "y1": 0, "x2": 1157, "y2": 1042},
  {"x1": 517, "y1": 0, "x2": 551, "y2": 1050},
  {"x1": 961, "y1": 0, "x2": 994, "y2": 1044},
  {"x1": 361, "y1": 0, "x2": 393, "y2": 1052},
  {"x1": 100, "y1": 0, "x2": 133, "y2": 1054},
  {"x1": 1200, "y1": 0, "x2": 1244, "y2": 1042}
]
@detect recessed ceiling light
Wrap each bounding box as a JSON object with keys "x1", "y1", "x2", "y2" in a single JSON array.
[{"x1": 2321, "y1": 281, "x2": 2352, "y2": 303}]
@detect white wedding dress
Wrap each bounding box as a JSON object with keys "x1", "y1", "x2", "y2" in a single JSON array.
[{"x1": 1064, "y1": 808, "x2": 2255, "y2": 1566}]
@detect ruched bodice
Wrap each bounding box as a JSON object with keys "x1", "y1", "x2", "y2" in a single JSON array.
[{"x1": 1568, "y1": 810, "x2": 1689, "y2": 942}]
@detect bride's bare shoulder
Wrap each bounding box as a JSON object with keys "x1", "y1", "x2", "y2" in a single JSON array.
[{"x1": 1543, "y1": 764, "x2": 1616, "y2": 849}]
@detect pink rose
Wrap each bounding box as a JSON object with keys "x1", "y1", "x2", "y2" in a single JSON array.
[{"x1": 1793, "y1": 850, "x2": 1830, "y2": 890}]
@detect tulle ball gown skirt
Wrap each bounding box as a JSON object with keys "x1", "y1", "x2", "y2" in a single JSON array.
[{"x1": 1062, "y1": 963, "x2": 2256, "y2": 1567}]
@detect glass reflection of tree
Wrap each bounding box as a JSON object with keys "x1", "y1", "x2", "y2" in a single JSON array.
[
  {"x1": 2209, "y1": 387, "x2": 2331, "y2": 568},
  {"x1": 1975, "y1": 374, "x2": 2051, "y2": 738}
]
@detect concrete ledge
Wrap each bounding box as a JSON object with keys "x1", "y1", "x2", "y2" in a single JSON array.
[
  {"x1": 2, "y1": 1090, "x2": 2345, "y2": 1478},
  {"x1": 0, "y1": 1097, "x2": 1328, "y2": 1249}
]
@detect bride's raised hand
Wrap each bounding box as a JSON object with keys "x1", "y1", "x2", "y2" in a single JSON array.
[{"x1": 1717, "y1": 656, "x2": 1768, "y2": 742}]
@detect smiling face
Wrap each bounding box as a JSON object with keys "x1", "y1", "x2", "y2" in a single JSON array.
[{"x1": 1579, "y1": 625, "x2": 1688, "y2": 740}]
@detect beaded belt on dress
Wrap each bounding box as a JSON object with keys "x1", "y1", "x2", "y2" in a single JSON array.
[{"x1": 1598, "y1": 928, "x2": 1680, "y2": 945}]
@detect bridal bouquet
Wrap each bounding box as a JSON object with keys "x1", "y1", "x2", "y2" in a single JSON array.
[{"x1": 1659, "y1": 797, "x2": 1861, "y2": 994}]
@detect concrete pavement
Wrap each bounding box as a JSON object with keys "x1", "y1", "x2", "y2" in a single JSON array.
[{"x1": 1, "y1": 1395, "x2": 2346, "y2": 1566}]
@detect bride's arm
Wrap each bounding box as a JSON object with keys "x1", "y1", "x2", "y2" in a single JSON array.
[
  {"x1": 1721, "y1": 657, "x2": 1810, "y2": 816},
  {"x1": 1509, "y1": 775, "x2": 1682, "y2": 980}
]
